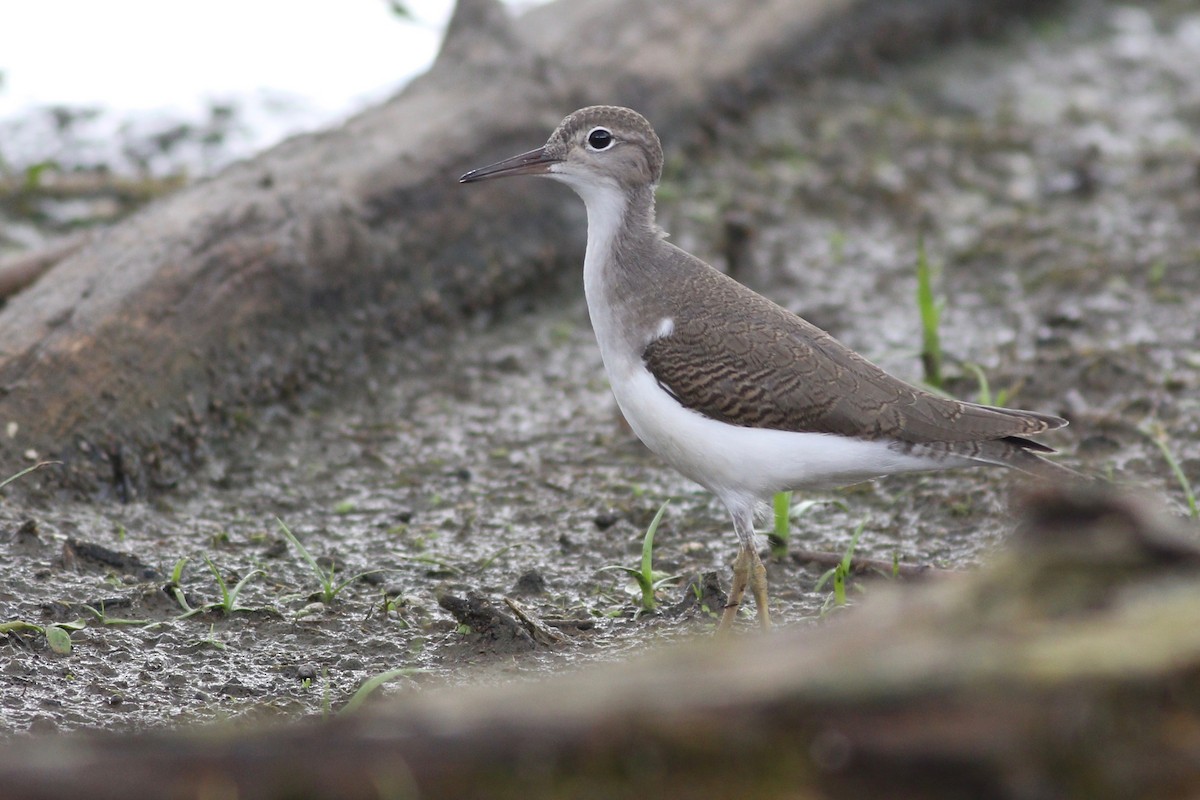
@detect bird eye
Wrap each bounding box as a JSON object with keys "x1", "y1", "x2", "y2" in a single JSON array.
[{"x1": 586, "y1": 127, "x2": 614, "y2": 151}]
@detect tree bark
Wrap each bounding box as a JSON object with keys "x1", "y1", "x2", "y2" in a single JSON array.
[
  {"x1": 0, "y1": 0, "x2": 1054, "y2": 497},
  {"x1": 0, "y1": 486, "x2": 1196, "y2": 799}
]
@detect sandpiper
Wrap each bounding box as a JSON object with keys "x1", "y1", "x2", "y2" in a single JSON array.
[{"x1": 460, "y1": 106, "x2": 1071, "y2": 631}]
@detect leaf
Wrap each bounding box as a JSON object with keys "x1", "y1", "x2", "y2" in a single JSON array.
[{"x1": 45, "y1": 625, "x2": 72, "y2": 655}]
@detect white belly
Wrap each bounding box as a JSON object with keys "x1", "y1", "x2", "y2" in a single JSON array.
[{"x1": 608, "y1": 361, "x2": 949, "y2": 508}]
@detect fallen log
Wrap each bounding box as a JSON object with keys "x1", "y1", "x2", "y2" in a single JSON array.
[
  {"x1": 0, "y1": 0, "x2": 1055, "y2": 498},
  {"x1": 0, "y1": 485, "x2": 1196, "y2": 799},
  {"x1": 0, "y1": 234, "x2": 90, "y2": 302}
]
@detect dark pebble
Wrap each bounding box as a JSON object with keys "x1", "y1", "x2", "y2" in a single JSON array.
[
  {"x1": 513, "y1": 569, "x2": 547, "y2": 595},
  {"x1": 262, "y1": 538, "x2": 288, "y2": 558},
  {"x1": 593, "y1": 512, "x2": 619, "y2": 530}
]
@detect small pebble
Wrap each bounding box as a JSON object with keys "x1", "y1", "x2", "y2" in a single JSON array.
[
  {"x1": 513, "y1": 569, "x2": 547, "y2": 595},
  {"x1": 593, "y1": 512, "x2": 619, "y2": 530}
]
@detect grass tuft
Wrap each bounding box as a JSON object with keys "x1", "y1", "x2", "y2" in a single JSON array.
[
  {"x1": 599, "y1": 500, "x2": 680, "y2": 613},
  {"x1": 815, "y1": 518, "x2": 869, "y2": 611},
  {"x1": 277, "y1": 518, "x2": 385, "y2": 604},
  {"x1": 169, "y1": 556, "x2": 266, "y2": 617}
]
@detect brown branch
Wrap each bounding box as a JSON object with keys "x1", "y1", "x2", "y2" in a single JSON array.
[{"x1": 0, "y1": 234, "x2": 89, "y2": 300}]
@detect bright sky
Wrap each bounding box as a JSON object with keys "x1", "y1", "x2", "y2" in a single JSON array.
[{"x1": 0, "y1": 1, "x2": 456, "y2": 120}]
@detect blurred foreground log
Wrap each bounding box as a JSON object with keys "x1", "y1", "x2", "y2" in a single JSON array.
[
  {"x1": 0, "y1": 0, "x2": 1053, "y2": 497},
  {"x1": 2, "y1": 486, "x2": 1199, "y2": 799}
]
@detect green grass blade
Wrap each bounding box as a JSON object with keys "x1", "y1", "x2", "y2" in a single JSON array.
[
  {"x1": 277, "y1": 518, "x2": 324, "y2": 575},
  {"x1": 340, "y1": 668, "x2": 424, "y2": 715},
  {"x1": 916, "y1": 237, "x2": 943, "y2": 390},
  {"x1": 1141, "y1": 423, "x2": 1199, "y2": 520},
  {"x1": 636, "y1": 502, "x2": 669, "y2": 611},
  {"x1": 204, "y1": 557, "x2": 230, "y2": 608},
  {"x1": 962, "y1": 362, "x2": 993, "y2": 406},
  {"x1": 227, "y1": 569, "x2": 266, "y2": 610},
  {"x1": 770, "y1": 491, "x2": 793, "y2": 559},
  {"x1": 0, "y1": 460, "x2": 60, "y2": 492}
]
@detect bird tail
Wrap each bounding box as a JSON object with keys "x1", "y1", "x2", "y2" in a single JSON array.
[{"x1": 900, "y1": 437, "x2": 1087, "y2": 482}]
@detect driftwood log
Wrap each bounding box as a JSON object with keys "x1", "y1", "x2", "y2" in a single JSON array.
[
  {"x1": 0, "y1": 485, "x2": 1197, "y2": 799},
  {"x1": 0, "y1": 0, "x2": 1053, "y2": 498}
]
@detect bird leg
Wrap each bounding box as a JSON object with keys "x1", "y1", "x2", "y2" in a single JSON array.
[
  {"x1": 717, "y1": 544, "x2": 752, "y2": 633},
  {"x1": 716, "y1": 500, "x2": 771, "y2": 633},
  {"x1": 748, "y1": 546, "x2": 771, "y2": 631}
]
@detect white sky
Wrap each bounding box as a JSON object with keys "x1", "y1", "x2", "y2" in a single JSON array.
[{"x1": 0, "y1": 1, "x2": 457, "y2": 120}]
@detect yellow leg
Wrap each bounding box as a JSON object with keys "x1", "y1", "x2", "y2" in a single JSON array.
[
  {"x1": 748, "y1": 547, "x2": 771, "y2": 631},
  {"x1": 716, "y1": 500, "x2": 773, "y2": 633},
  {"x1": 716, "y1": 545, "x2": 751, "y2": 634}
]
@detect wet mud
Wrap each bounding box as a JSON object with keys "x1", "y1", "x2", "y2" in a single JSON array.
[{"x1": 2, "y1": 0, "x2": 1199, "y2": 735}]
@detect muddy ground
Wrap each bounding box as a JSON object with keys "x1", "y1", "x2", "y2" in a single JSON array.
[{"x1": 2, "y1": 0, "x2": 1199, "y2": 736}]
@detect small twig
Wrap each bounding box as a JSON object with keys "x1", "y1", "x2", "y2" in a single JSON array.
[{"x1": 503, "y1": 597, "x2": 567, "y2": 645}]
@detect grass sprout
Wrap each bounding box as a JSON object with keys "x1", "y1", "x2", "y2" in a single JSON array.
[
  {"x1": 339, "y1": 667, "x2": 425, "y2": 715},
  {"x1": 277, "y1": 518, "x2": 384, "y2": 604},
  {"x1": 1, "y1": 619, "x2": 84, "y2": 655},
  {"x1": 193, "y1": 623, "x2": 227, "y2": 651},
  {"x1": 0, "y1": 460, "x2": 60, "y2": 492},
  {"x1": 815, "y1": 518, "x2": 869, "y2": 611},
  {"x1": 205, "y1": 558, "x2": 265, "y2": 613},
  {"x1": 916, "y1": 238, "x2": 943, "y2": 390},
  {"x1": 1140, "y1": 421, "x2": 1199, "y2": 520},
  {"x1": 83, "y1": 603, "x2": 153, "y2": 627},
  {"x1": 599, "y1": 500, "x2": 680, "y2": 613},
  {"x1": 170, "y1": 556, "x2": 266, "y2": 618},
  {"x1": 769, "y1": 491, "x2": 793, "y2": 559},
  {"x1": 962, "y1": 362, "x2": 1010, "y2": 407},
  {"x1": 769, "y1": 496, "x2": 850, "y2": 559}
]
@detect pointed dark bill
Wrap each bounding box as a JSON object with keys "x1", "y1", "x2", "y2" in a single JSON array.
[{"x1": 459, "y1": 146, "x2": 560, "y2": 183}]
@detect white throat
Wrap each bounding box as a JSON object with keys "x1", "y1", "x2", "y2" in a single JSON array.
[{"x1": 549, "y1": 169, "x2": 630, "y2": 369}]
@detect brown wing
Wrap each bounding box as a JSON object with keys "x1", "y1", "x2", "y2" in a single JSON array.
[{"x1": 641, "y1": 282, "x2": 1064, "y2": 445}]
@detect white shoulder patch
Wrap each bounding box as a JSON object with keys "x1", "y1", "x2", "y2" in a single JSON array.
[{"x1": 655, "y1": 317, "x2": 675, "y2": 339}]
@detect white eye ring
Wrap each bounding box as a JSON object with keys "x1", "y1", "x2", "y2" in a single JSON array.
[{"x1": 586, "y1": 126, "x2": 614, "y2": 151}]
